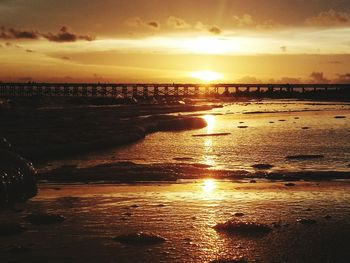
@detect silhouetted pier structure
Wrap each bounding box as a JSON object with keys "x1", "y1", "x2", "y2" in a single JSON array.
[{"x1": 0, "y1": 83, "x2": 349, "y2": 98}]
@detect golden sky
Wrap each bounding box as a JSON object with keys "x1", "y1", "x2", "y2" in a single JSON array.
[{"x1": 1, "y1": 0, "x2": 350, "y2": 83}]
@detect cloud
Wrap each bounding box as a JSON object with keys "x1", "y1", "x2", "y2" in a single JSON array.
[
  {"x1": 328, "y1": 60, "x2": 342, "y2": 64},
  {"x1": 1, "y1": 25, "x2": 95, "y2": 42},
  {"x1": 0, "y1": 26, "x2": 39, "y2": 40},
  {"x1": 125, "y1": 17, "x2": 160, "y2": 30},
  {"x1": 147, "y1": 21, "x2": 160, "y2": 30},
  {"x1": 306, "y1": 9, "x2": 350, "y2": 26},
  {"x1": 232, "y1": 14, "x2": 255, "y2": 27},
  {"x1": 309, "y1": 72, "x2": 329, "y2": 83},
  {"x1": 43, "y1": 26, "x2": 95, "y2": 42},
  {"x1": 208, "y1": 26, "x2": 222, "y2": 35},
  {"x1": 334, "y1": 73, "x2": 350, "y2": 83},
  {"x1": 194, "y1": 22, "x2": 222, "y2": 35},
  {"x1": 231, "y1": 14, "x2": 281, "y2": 29},
  {"x1": 167, "y1": 16, "x2": 190, "y2": 29}
]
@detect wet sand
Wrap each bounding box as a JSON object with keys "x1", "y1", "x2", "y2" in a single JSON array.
[{"x1": 1, "y1": 181, "x2": 350, "y2": 263}]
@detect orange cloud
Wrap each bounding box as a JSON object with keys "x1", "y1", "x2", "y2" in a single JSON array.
[
  {"x1": 306, "y1": 9, "x2": 350, "y2": 26},
  {"x1": 125, "y1": 17, "x2": 160, "y2": 30},
  {"x1": 42, "y1": 26, "x2": 95, "y2": 42},
  {"x1": 167, "y1": 16, "x2": 190, "y2": 29}
]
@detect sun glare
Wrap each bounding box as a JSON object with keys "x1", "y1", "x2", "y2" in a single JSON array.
[
  {"x1": 202, "y1": 179, "x2": 217, "y2": 193},
  {"x1": 203, "y1": 115, "x2": 216, "y2": 132},
  {"x1": 190, "y1": 70, "x2": 223, "y2": 82}
]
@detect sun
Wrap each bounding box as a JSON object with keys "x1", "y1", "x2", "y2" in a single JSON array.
[
  {"x1": 190, "y1": 70, "x2": 223, "y2": 82},
  {"x1": 202, "y1": 179, "x2": 216, "y2": 193}
]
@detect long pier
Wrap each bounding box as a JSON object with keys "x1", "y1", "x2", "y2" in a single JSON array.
[{"x1": 0, "y1": 83, "x2": 349, "y2": 98}]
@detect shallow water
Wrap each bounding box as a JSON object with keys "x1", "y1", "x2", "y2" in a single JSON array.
[
  {"x1": 1, "y1": 181, "x2": 350, "y2": 262},
  {"x1": 47, "y1": 100, "x2": 350, "y2": 174}
]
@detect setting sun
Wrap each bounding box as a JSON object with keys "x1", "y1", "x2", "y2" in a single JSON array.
[{"x1": 190, "y1": 70, "x2": 223, "y2": 82}]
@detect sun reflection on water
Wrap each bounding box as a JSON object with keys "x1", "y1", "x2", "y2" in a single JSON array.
[
  {"x1": 203, "y1": 115, "x2": 216, "y2": 133},
  {"x1": 202, "y1": 179, "x2": 217, "y2": 193}
]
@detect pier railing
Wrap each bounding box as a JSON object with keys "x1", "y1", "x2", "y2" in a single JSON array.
[{"x1": 0, "y1": 83, "x2": 349, "y2": 98}]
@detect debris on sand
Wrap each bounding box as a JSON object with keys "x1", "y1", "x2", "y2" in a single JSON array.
[
  {"x1": 25, "y1": 213, "x2": 65, "y2": 225},
  {"x1": 237, "y1": 126, "x2": 248, "y2": 129},
  {"x1": 285, "y1": 183, "x2": 296, "y2": 187},
  {"x1": 297, "y1": 218, "x2": 317, "y2": 225},
  {"x1": 113, "y1": 232, "x2": 166, "y2": 245},
  {"x1": 252, "y1": 163, "x2": 274, "y2": 170},
  {"x1": 213, "y1": 220, "x2": 272, "y2": 235},
  {"x1": 233, "y1": 212, "x2": 245, "y2": 217},
  {"x1": 334, "y1": 116, "x2": 346, "y2": 119},
  {"x1": 173, "y1": 157, "x2": 194, "y2": 161},
  {"x1": 0, "y1": 222, "x2": 26, "y2": 236},
  {"x1": 286, "y1": 155, "x2": 324, "y2": 160},
  {"x1": 210, "y1": 258, "x2": 247, "y2": 263},
  {"x1": 192, "y1": 133, "x2": 231, "y2": 137}
]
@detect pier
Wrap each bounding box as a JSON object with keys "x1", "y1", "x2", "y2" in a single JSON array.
[{"x1": 0, "y1": 83, "x2": 349, "y2": 98}]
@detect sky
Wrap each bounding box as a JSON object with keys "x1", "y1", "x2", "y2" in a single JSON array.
[{"x1": 1, "y1": 0, "x2": 350, "y2": 83}]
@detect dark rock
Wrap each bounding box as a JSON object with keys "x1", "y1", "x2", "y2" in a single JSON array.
[
  {"x1": 213, "y1": 220, "x2": 272, "y2": 235},
  {"x1": 272, "y1": 222, "x2": 282, "y2": 228},
  {"x1": 278, "y1": 119, "x2": 286, "y2": 122},
  {"x1": 269, "y1": 121, "x2": 274, "y2": 123},
  {"x1": 237, "y1": 126, "x2": 248, "y2": 129},
  {"x1": 233, "y1": 212, "x2": 245, "y2": 217},
  {"x1": 0, "y1": 139, "x2": 37, "y2": 207},
  {"x1": 294, "y1": 117, "x2": 300, "y2": 119},
  {"x1": 192, "y1": 133, "x2": 231, "y2": 137},
  {"x1": 286, "y1": 155, "x2": 324, "y2": 160},
  {"x1": 25, "y1": 213, "x2": 65, "y2": 225},
  {"x1": 334, "y1": 116, "x2": 346, "y2": 119},
  {"x1": 0, "y1": 223, "x2": 26, "y2": 236},
  {"x1": 249, "y1": 180, "x2": 257, "y2": 183},
  {"x1": 324, "y1": 215, "x2": 332, "y2": 219},
  {"x1": 252, "y1": 163, "x2": 274, "y2": 170},
  {"x1": 113, "y1": 232, "x2": 166, "y2": 245},
  {"x1": 301, "y1": 127, "x2": 310, "y2": 129},
  {"x1": 210, "y1": 258, "x2": 247, "y2": 263},
  {"x1": 285, "y1": 183, "x2": 296, "y2": 187},
  {"x1": 297, "y1": 218, "x2": 317, "y2": 225},
  {"x1": 130, "y1": 204, "x2": 139, "y2": 208}
]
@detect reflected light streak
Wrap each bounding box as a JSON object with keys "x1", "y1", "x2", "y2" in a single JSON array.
[{"x1": 203, "y1": 115, "x2": 216, "y2": 133}]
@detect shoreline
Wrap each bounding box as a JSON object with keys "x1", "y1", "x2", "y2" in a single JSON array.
[
  {"x1": 38, "y1": 161, "x2": 350, "y2": 183},
  {"x1": 0, "y1": 104, "x2": 219, "y2": 163}
]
